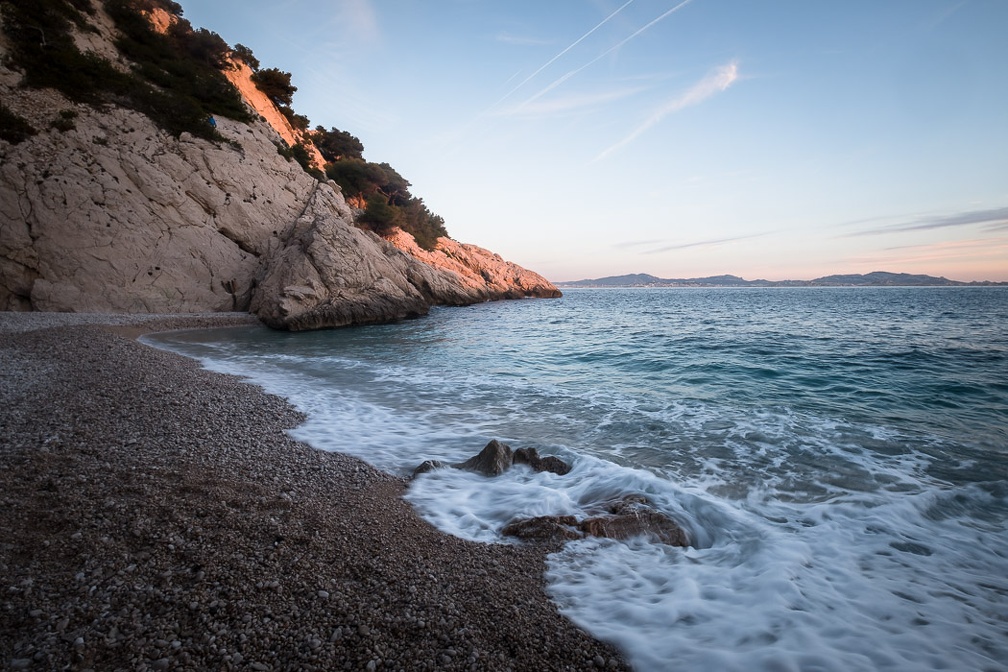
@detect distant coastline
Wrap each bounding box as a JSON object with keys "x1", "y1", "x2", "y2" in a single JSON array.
[{"x1": 556, "y1": 271, "x2": 1007, "y2": 288}]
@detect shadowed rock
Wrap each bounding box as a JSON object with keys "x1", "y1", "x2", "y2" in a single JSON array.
[
  {"x1": 501, "y1": 495, "x2": 690, "y2": 547},
  {"x1": 501, "y1": 516, "x2": 582, "y2": 542},
  {"x1": 455, "y1": 440, "x2": 513, "y2": 476},
  {"x1": 411, "y1": 441, "x2": 572, "y2": 483},
  {"x1": 513, "y1": 447, "x2": 572, "y2": 476},
  {"x1": 411, "y1": 460, "x2": 449, "y2": 478},
  {"x1": 414, "y1": 441, "x2": 573, "y2": 479},
  {"x1": 580, "y1": 511, "x2": 689, "y2": 547}
]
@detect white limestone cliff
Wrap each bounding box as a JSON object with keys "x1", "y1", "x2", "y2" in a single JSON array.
[{"x1": 0, "y1": 3, "x2": 559, "y2": 329}]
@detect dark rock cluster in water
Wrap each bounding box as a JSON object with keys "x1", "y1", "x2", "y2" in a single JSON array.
[
  {"x1": 414, "y1": 440, "x2": 690, "y2": 547},
  {"x1": 503, "y1": 495, "x2": 691, "y2": 548},
  {"x1": 412, "y1": 439, "x2": 572, "y2": 478}
]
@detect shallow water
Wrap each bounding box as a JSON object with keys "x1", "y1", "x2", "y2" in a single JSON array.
[{"x1": 147, "y1": 287, "x2": 1008, "y2": 671}]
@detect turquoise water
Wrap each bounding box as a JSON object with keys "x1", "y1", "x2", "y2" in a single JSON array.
[{"x1": 148, "y1": 287, "x2": 1008, "y2": 671}]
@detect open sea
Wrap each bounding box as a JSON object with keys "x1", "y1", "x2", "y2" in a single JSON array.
[{"x1": 146, "y1": 287, "x2": 1008, "y2": 671}]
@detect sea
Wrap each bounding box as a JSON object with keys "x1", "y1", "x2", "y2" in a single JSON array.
[{"x1": 145, "y1": 287, "x2": 1008, "y2": 672}]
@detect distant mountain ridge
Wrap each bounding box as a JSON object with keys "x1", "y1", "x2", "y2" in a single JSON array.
[{"x1": 557, "y1": 271, "x2": 1006, "y2": 288}]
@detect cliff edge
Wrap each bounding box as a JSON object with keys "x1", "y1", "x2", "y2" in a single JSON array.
[{"x1": 0, "y1": 1, "x2": 559, "y2": 329}]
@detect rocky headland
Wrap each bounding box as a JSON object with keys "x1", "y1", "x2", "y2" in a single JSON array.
[
  {"x1": 0, "y1": 1, "x2": 559, "y2": 330},
  {"x1": 0, "y1": 5, "x2": 628, "y2": 670}
]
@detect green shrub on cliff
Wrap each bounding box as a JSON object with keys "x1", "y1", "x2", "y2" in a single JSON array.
[
  {"x1": 323, "y1": 155, "x2": 448, "y2": 250},
  {"x1": 1, "y1": 0, "x2": 123, "y2": 104},
  {"x1": 232, "y1": 43, "x2": 260, "y2": 71},
  {"x1": 312, "y1": 126, "x2": 364, "y2": 162},
  {"x1": 399, "y1": 199, "x2": 448, "y2": 251},
  {"x1": 251, "y1": 67, "x2": 297, "y2": 107},
  {"x1": 104, "y1": 0, "x2": 251, "y2": 130},
  {"x1": 0, "y1": 102, "x2": 36, "y2": 144},
  {"x1": 0, "y1": 0, "x2": 250, "y2": 140},
  {"x1": 0, "y1": 0, "x2": 449, "y2": 249},
  {"x1": 358, "y1": 193, "x2": 403, "y2": 235},
  {"x1": 50, "y1": 109, "x2": 77, "y2": 132},
  {"x1": 325, "y1": 158, "x2": 387, "y2": 198},
  {"x1": 278, "y1": 141, "x2": 325, "y2": 181}
]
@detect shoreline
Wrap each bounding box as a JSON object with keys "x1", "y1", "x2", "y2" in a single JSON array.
[{"x1": 0, "y1": 313, "x2": 628, "y2": 671}]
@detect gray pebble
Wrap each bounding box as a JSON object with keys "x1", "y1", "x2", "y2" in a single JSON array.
[{"x1": 0, "y1": 317, "x2": 630, "y2": 672}]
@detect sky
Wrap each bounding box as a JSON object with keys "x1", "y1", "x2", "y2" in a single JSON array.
[{"x1": 180, "y1": 0, "x2": 1008, "y2": 282}]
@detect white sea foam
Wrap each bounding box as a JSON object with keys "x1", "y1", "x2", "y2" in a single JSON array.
[
  {"x1": 406, "y1": 454, "x2": 721, "y2": 547},
  {"x1": 547, "y1": 482, "x2": 1008, "y2": 672},
  {"x1": 145, "y1": 288, "x2": 1008, "y2": 672},
  {"x1": 151, "y1": 337, "x2": 1008, "y2": 669},
  {"x1": 149, "y1": 337, "x2": 1008, "y2": 670}
]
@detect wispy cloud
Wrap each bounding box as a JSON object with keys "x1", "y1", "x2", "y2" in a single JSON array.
[
  {"x1": 643, "y1": 230, "x2": 765, "y2": 254},
  {"x1": 847, "y1": 236, "x2": 1008, "y2": 273},
  {"x1": 920, "y1": 0, "x2": 968, "y2": 33},
  {"x1": 846, "y1": 206, "x2": 1008, "y2": 237},
  {"x1": 331, "y1": 0, "x2": 379, "y2": 44},
  {"x1": 447, "y1": 1, "x2": 695, "y2": 153},
  {"x1": 516, "y1": 0, "x2": 695, "y2": 112},
  {"x1": 595, "y1": 59, "x2": 739, "y2": 161}
]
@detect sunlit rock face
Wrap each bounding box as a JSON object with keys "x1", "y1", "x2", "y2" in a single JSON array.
[
  {"x1": 0, "y1": 8, "x2": 559, "y2": 327},
  {"x1": 386, "y1": 229, "x2": 562, "y2": 301},
  {"x1": 222, "y1": 58, "x2": 325, "y2": 171}
]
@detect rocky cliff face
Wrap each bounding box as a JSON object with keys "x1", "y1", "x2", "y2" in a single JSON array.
[{"x1": 0, "y1": 3, "x2": 558, "y2": 329}]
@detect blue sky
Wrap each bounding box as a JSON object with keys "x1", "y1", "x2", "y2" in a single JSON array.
[{"x1": 181, "y1": 0, "x2": 1008, "y2": 282}]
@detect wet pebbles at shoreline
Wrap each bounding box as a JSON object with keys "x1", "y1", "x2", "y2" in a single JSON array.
[{"x1": 0, "y1": 313, "x2": 629, "y2": 671}]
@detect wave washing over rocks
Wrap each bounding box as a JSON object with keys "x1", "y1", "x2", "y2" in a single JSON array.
[{"x1": 0, "y1": 314, "x2": 629, "y2": 671}]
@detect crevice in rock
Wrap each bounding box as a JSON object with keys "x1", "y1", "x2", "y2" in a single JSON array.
[
  {"x1": 293, "y1": 180, "x2": 320, "y2": 224},
  {"x1": 217, "y1": 226, "x2": 260, "y2": 257}
]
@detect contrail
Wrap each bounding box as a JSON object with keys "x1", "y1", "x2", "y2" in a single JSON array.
[
  {"x1": 516, "y1": 0, "x2": 695, "y2": 111},
  {"x1": 491, "y1": 0, "x2": 637, "y2": 110}
]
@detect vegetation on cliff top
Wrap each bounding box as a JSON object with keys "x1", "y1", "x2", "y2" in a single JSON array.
[
  {"x1": 0, "y1": 0, "x2": 251, "y2": 139},
  {"x1": 238, "y1": 47, "x2": 449, "y2": 250},
  {"x1": 0, "y1": 101, "x2": 37, "y2": 144},
  {"x1": 0, "y1": 0, "x2": 448, "y2": 249}
]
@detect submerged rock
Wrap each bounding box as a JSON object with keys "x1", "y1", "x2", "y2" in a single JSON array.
[
  {"x1": 513, "y1": 447, "x2": 572, "y2": 476},
  {"x1": 502, "y1": 495, "x2": 690, "y2": 547},
  {"x1": 411, "y1": 460, "x2": 449, "y2": 478},
  {"x1": 412, "y1": 441, "x2": 572, "y2": 480},
  {"x1": 579, "y1": 501, "x2": 690, "y2": 547},
  {"x1": 501, "y1": 516, "x2": 582, "y2": 542}
]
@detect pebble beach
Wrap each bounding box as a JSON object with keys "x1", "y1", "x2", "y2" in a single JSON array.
[{"x1": 0, "y1": 313, "x2": 629, "y2": 671}]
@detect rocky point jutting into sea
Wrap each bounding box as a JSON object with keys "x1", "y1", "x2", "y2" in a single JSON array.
[{"x1": 0, "y1": 1, "x2": 559, "y2": 329}]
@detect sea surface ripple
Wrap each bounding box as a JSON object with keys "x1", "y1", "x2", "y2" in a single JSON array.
[{"x1": 148, "y1": 287, "x2": 1008, "y2": 671}]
